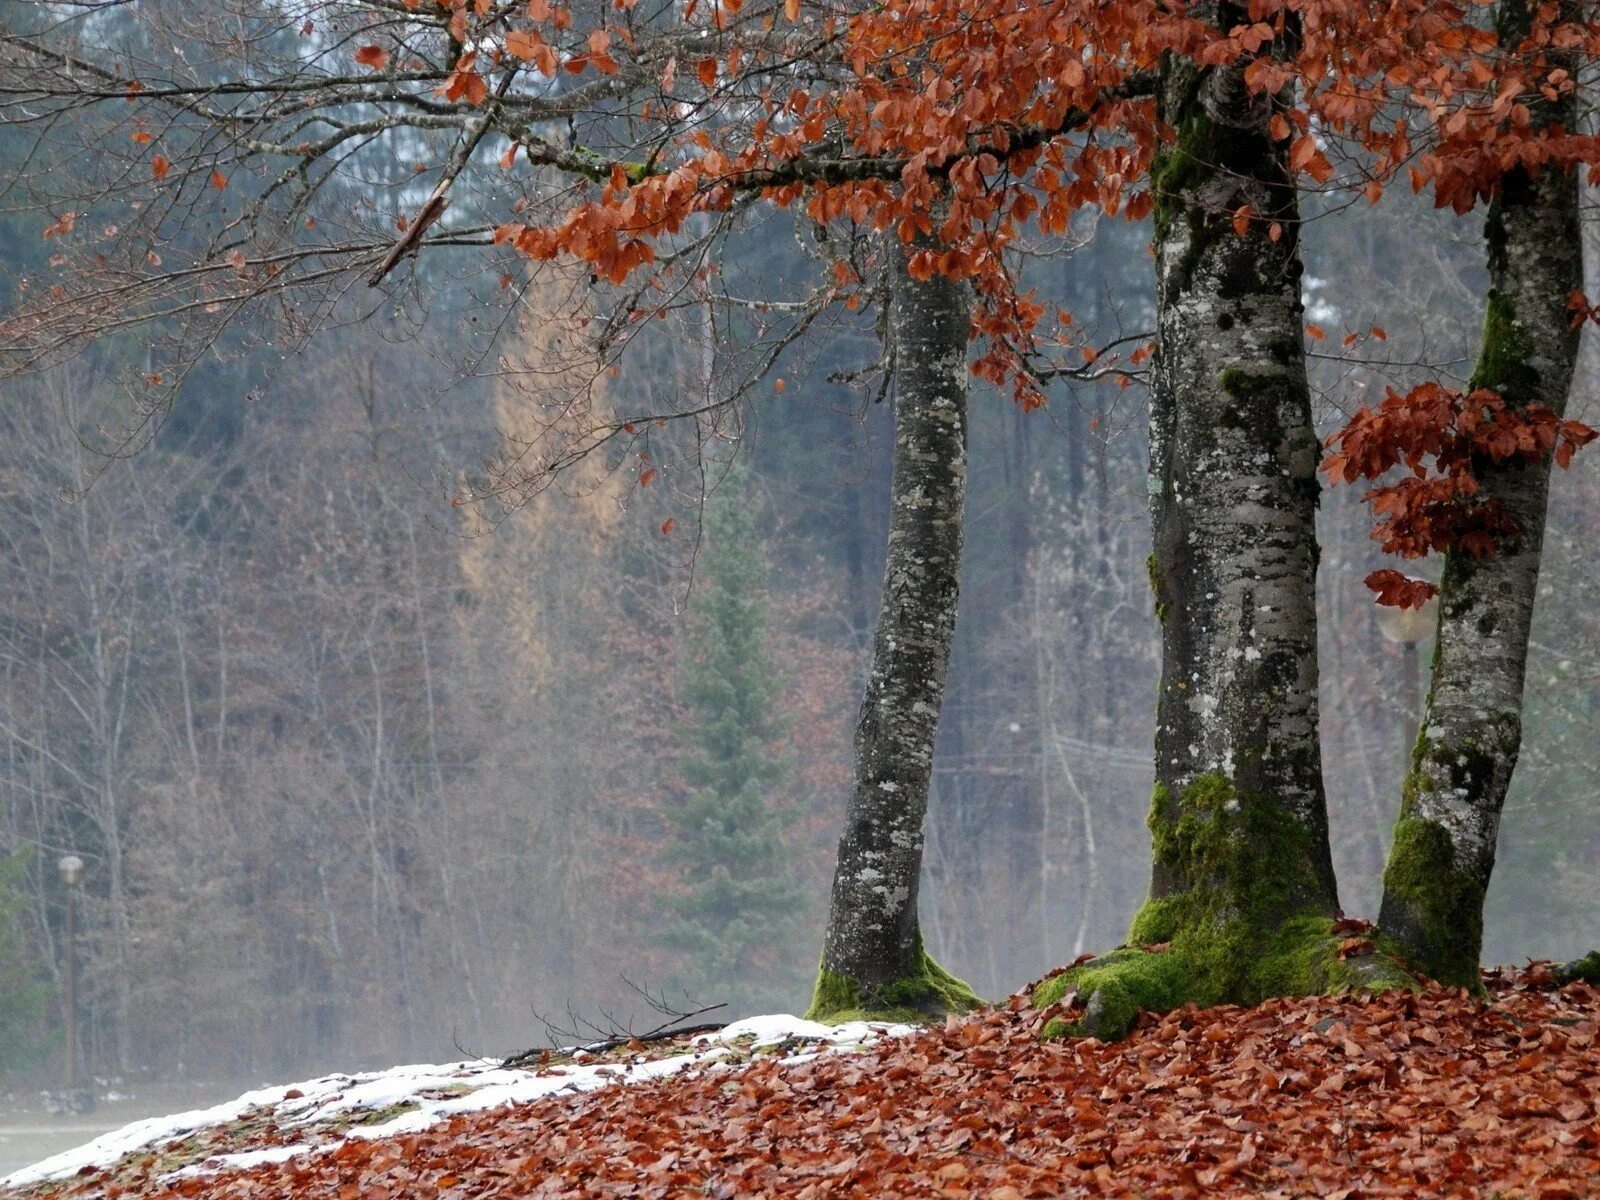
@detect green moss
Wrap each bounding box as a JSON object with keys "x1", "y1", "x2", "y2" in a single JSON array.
[
  {"x1": 1144, "y1": 772, "x2": 1321, "y2": 944},
  {"x1": 1034, "y1": 947, "x2": 1192, "y2": 1040},
  {"x1": 1147, "y1": 553, "x2": 1170, "y2": 626},
  {"x1": 1151, "y1": 111, "x2": 1224, "y2": 281},
  {"x1": 1469, "y1": 290, "x2": 1538, "y2": 399},
  {"x1": 1034, "y1": 773, "x2": 1413, "y2": 1042},
  {"x1": 805, "y1": 936, "x2": 981, "y2": 1024},
  {"x1": 1034, "y1": 919, "x2": 1412, "y2": 1042},
  {"x1": 1557, "y1": 951, "x2": 1600, "y2": 985},
  {"x1": 564, "y1": 146, "x2": 654, "y2": 184},
  {"x1": 1380, "y1": 812, "x2": 1485, "y2": 990},
  {"x1": 345, "y1": 1100, "x2": 422, "y2": 1129},
  {"x1": 1150, "y1": 59, "x2": 1293, "y2": 296},
  {"x1": 1217, "y1": 367, "x2": 1251, "y2": 397}
]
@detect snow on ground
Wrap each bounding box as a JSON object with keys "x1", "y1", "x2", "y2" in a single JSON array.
[{"x1": 3, "y1": 1016, "x2": 913, "y2": 1190}]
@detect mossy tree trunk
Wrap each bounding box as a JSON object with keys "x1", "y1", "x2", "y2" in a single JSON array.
[
  {"x1": 1037, "y1": 11, "x2": 1414, "y2": 1040},
  {"x1": 1377, "y1": 0, "x2": 1581, "y2": 989},
  {"x1": 807, "y1": 239, "x2": 979, "y2": 1022},
  {"x1": 1142, "y1": 17, "x2": 1338, "y2": 938}
]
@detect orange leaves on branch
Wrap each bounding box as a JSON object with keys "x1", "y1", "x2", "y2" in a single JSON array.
[
  {"x1": 1288, "y1": 134, "x2": 1332, "y2": 182},
  {"x1": 504, "y1": 29, "x2": 539, "y2": 59},
  {"x1": 459, "y1": 0, "x2": 1600, "y2": 412},
  {"x1": 1566, "y1": 290, "x2": 1600, "y2": 329},
  {"x1": 150, "y1": 154, "x2": 171, "y2": 181},
  {"x1": 354, "y1": 44, "x2": 390, "y2": 70},
  {"x1": 440, "y1": 53, "x2": 488, "y2": 105},
  {"x1": 1324, "y1": 382, "x2": 1597, "y2": 602}
]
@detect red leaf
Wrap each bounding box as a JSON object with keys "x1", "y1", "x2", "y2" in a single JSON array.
[{"x1": 1365, "y1": 569, "x2": 1437, "y2": 610}]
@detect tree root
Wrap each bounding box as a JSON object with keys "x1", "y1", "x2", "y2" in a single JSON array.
[{"x1": 1032, "y1": 917, "x2": 1417, "y2": 1042}]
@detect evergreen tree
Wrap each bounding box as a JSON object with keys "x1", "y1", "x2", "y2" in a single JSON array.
[
  {"x1": 0, "y1": 829, "x2": 49, "y2": 1074},
  {"x1": 660, "y1": 469, "x2": 807, "y2": 1016}
]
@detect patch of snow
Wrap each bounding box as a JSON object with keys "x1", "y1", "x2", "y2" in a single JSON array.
[
  {"x1": 169, "y1": 1143, "x2": 318, "y2": 1179},
  {"x1": 3, "y1": 1077, "x2": 351, "y2": 1188},
  {"x1": 2, "y1": 1015, "x2": 913, "y2": 1188}
]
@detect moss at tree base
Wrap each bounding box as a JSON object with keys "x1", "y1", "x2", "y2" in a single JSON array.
[
  {"x1": 1033, "y1": 917, "x2": 1415, "y2": 1042},
  {"x1": 1555, "y1": 951, "x2": 1600, "y2": 986},
  {"x1": 1029, "y1": 772, "x2": 1414, "y2": 1042},
  {"x1": 1378, "y1": 811, "x2": 1486, "y2": 992},
  {"x1": 805, "y1": 940, "x2": 981, "y2": 1024}
]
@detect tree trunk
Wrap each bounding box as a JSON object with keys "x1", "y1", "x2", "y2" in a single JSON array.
[
  {"x1": 1141, "y1": 29, "x2": 1340, "y2": 939},
  {"x1": 806, "y1": 239, "x2": 979, "y2": 1021},
  {"x1": 1036, "y1": 21, "x2": 1408, "y2": 1040},
  {"x1": 1377, "y1": 0, "x2": 1580, "y2": 987}
]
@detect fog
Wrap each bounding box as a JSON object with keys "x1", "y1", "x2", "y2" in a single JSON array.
[{"x1": 1, "y1": 160, "x2": 1596, "y2": 1105}]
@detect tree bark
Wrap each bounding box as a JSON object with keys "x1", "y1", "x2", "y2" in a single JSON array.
[
  {"x1": 1035, "y1": 31, "x2": 1417, "y2": 1041},
  {"x1": 1377, "y1": 0, "x2": 1581, "y2": 987},
  {"x1": 807, "y1": 239, "x2": 978, "y2": 1020},
  {"x1": 1141, "y1": 29, "x2": 1340, "y2": 928}
]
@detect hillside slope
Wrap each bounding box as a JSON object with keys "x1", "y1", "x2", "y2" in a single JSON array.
[{"x1": 7, "y1": 971, "x2": 1598, "y2": 1199}]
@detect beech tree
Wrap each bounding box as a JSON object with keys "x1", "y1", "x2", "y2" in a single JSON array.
[
  {"x1": 809, "y1": 238, "x2": 979, "y2": 1019},
  {"x1": 1053, "y1": 1, "x2": 1384, "y2": 1040},
  {"x1": 0, "y1": 0, "x2": 997, "y2": 1019},
  {"x1": 1344, "y1": 0, "x2": 1593, "y2": 985}
]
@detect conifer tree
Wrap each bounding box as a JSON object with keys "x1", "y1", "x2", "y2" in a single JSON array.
[
  {"x1": 659, "y1": 469, "x2": 807, "y2": 1016},
  {"x1": 0, "y1": 827, "x2": 48, "y2": 1074}
]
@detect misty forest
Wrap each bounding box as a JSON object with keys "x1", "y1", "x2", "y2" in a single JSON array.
[{"x1": 0, "y1": 0, "x2": 1598, "y2": 1194}]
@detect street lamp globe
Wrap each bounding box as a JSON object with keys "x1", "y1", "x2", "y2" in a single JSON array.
[
  {"x1": 57, "y1": 855, "x2": 84, "y2": 887},
  {"x1": 1375, "y1": 592, "x2": 1438, "y2": 645}
]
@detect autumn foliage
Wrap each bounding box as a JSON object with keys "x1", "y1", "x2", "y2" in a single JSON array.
[
  {"x1": 25, "y1": 969, "x2": 1600, "y2": 1200},
  {"x1": 10, "y1": 0, "x2": 1600, "y2": 506},
  {"x1": 1322, "y1": 382, "x2": 1597, "y2": 606},
  {"x1": 446, "y1": 0, "x2": 1600, "y2": 403}
]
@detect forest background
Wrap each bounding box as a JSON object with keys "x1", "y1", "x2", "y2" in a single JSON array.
[{"x1": 0, "y1": 51, "x2": 1596, "y2": 1083}]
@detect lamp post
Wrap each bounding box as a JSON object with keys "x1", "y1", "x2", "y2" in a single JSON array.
[
  {"x1": 56, "y1": 855, "x2": 84, "y2": 1092},
  {"x1": 1375, "y1": 591, "x2": 1439, "y2": 766}
]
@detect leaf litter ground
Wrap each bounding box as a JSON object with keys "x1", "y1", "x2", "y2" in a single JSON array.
[{"x1": 10, "y1": 969, "x2": 1598, "y2": 1199}]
